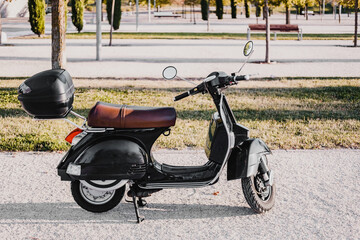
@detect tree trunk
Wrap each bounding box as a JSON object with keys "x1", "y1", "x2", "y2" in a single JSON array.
[
  {"x1": 263, "y1": 6, "x2": 266, "y2": 20},
  {"x1": 52, "y1": 0, "x2": 67, "y2": 69},
  {"x1": 296, "y1": 5, "x2": 298, "y2": 19},
  {"x1": 0, "y1": 17, "x2": 2, "y2": 45},
  {"x1": 355, "y1": 0, "x2": 358, "y2": 47},
  {"x1": 286, "y1": 5, "x2": 290, "y2": 24},
  {"x1": 265, "y1": 0, "x2": 270, "y2": 63},
  {"x1": 305, "y1": 4, "x2": 308, "y2": 20},
  {"x1": 338, "y1": 5, "x2": 341, "y2": 23}
]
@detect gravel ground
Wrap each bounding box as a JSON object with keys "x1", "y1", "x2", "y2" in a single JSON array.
[{"x1": 0, "y1": 149, "x2": 359, "y2": 239}]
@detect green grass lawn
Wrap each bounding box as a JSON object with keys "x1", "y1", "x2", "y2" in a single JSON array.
[
  {"x1": 17, "y1": 32, "x2": 360, "y2": 41},
  {"x1": 0, "y1": 78, "x2": 359, "y2": 151}
]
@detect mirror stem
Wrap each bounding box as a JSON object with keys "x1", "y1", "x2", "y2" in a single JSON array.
[
  {"x1": 177, "y1": 76, "x2": 197, "y2": 86},
  {"x1": 237, "y1": 49, "x2": 254, "y2": 74}
]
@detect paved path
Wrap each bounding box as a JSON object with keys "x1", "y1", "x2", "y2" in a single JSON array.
[
  {"x1": 0, "y1": 150, "x2": 359, "y2": 239},
  {"x1": 0, "y1": 38, "x2": 359, "y2": 78},
  {"x1": 1, "y1": 13, "x2": 358, "y2": 38}
]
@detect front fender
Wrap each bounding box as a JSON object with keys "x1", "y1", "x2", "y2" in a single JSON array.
[{"x1": 227, "y1": 138, "x2": 271, "y2": 180}]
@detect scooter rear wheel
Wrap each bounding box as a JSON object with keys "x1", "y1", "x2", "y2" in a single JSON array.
[
  {"x1": 71, "y1": 180, "x2": 126, "y2": 213},
  {"x1": 241, "y1": 172, "x2": 276, "y2": 213}
]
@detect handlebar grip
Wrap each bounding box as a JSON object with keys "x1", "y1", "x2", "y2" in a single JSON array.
[
  {"x1": 235, "y1": 75, "x2": 250, "y2": 81},
  {"x1": 174, "y1": 91, "x2": 190, "y2": 101}
]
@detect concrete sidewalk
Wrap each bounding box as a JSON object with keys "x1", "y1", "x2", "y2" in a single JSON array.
[
  {"x1": 1, "y1": 13, "x2": 357, "y2": 38},
  {"x1": 0, "y1": 38, "x2": 359, "y2": 78}
]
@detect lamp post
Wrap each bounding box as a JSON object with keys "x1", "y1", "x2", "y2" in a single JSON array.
[
  {"x1": 96, "y1": 0, "x2": 102, "y2": 60},
  {"x1": 136, "y1": 0, "x2": 139, "y2": 31}
]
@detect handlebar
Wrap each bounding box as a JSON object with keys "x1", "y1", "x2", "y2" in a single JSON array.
[
  {"x1": 174, "y1": 83, "x2": 205, "y2": 102},
  {"x1": 174, "y1": 91, "x2": 190, "y2": 101},
  {"x1": 234, "y1": 75, "x2": 250, "y2": 81},
  {"x1": 173, "y1": 74, "x2": 250, "y2": 102}
]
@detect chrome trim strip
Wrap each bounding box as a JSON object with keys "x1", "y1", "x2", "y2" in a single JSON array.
[
  {"x1": 80, "y1": 179, "x2": 128, "y2": 191},
  {"x1": 70, "y1": 110, "x2": 86, "y2": 120},
  {"x1": 141, "y1": 181, "x2": 212, "y2": 189}
]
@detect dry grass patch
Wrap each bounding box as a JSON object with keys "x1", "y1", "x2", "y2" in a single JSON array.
[{"x1": 0, "y1": 78, "x2": 359, "y2": 151}]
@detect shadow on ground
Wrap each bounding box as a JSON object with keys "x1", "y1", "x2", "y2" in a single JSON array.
[{"x1": 0, "y1": 202, "x2": 254, "y2": 224}]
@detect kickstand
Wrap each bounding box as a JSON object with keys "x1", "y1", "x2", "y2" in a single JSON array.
[{"x1": 131, "y1": 189, "x2": 145, "y2": 223}]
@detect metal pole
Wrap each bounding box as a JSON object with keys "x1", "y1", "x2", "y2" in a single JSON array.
[
  {"x1": 265, "y1": 0, "x2": 270, "y2": 63},
  {"x1": 355, "y1": 0, "x2": 358, "y2": 47},
  {"x1": 136, "y1": 0, "x2": 139, "y2": 31},
  {"x1": 109, "y1": 0, "x2": 115, "y2": 46},
  {"x1": 322, "y1": 0, "x2": 325, "y2": 20},
  {"x1": 207, "y1": 0, "x2": 210, "y2": 31},
  {"x1": 148, "y1": 0, "x2": 151, "y2": 22},
  {"x1": 96, "y1": 0, "x2": 102, "y2": 60}
]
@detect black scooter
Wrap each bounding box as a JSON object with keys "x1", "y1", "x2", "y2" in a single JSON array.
[{"x1": 18, "y1": 41, "x2": 275, "y2": 223}]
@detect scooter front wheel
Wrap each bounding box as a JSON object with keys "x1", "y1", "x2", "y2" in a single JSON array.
[
  {"x1": 241, "y1": 171, "x2": 276, "y2": 213},
  {"x1": 71, "y1": 180, "x2": 126, "y2": 213}
]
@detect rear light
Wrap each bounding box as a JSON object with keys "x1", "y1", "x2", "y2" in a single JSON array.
[
  {"x1": 65, "y1": 128, "x2": 85, "y2": 145},
  {"x1": 66, "y1": 163, "x2": 81, "y2": 176}
]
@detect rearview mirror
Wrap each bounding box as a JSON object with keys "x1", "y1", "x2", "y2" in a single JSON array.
[
  {"x1": 162, "y1": 66, "x2": 177, "y2": 80},
  {"x1": 243, "y1": 41, "x2": 254, "y2": 56}
]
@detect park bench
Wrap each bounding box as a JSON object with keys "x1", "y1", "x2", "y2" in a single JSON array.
[
  {"x1": 247, "y1": 24, "x2": 303, "y2": 41},
  {"x1": 154, "y1": 11, "x2": 181, "y2": 18}
]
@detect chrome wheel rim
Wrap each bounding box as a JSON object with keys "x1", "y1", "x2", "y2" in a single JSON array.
[{"x1": 79, "y1": 183, "x2": 116, "y2": 205}]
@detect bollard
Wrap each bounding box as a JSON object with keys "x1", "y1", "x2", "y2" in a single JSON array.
[{"x1": 298, "y1": 28, "x2": 303, "y2": 41}]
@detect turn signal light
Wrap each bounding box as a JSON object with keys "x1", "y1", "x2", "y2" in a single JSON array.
[{"x1": 65, "y1": 128, "x2": 83, "y2": 144}]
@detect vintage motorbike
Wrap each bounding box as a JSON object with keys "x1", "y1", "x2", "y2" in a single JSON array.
[{"x1": 18, "y1": 41, "x2": 275, "y2": 223}]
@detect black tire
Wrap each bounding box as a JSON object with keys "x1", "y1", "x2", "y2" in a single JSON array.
[
  {"x1": 71, "y1": 180, "x2": 126, "y2": 213},
  {"x1": 242, "y1": 173, "x2": 276, "y2": 213}
]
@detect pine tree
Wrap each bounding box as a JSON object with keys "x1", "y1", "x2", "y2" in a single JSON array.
[
  {"x1": 216, "y1": 0, "x2": 223, "y2": 19},
  {"x1": 231, "y1": 0, "x2": 237, "y2": 18},
  {"x1": 201, "y1": 0, "x2": 209, "y2": 20},
  {"x1": 245, "y1": 0, "x2": 250, "y2": 18},
  {"x1": 28, "y1": 0, "x2": 45, "y2": 37},
  {"x1": 71, "y1": 0, "x2": 84, "y2": 33},
  {"x1": 107, "y1": 0, "x2": 121, "y2": 30}
]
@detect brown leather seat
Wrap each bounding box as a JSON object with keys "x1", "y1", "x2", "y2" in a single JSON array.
[{"x1": 87, "y1": 102, "x2": 176, "y2": 129}]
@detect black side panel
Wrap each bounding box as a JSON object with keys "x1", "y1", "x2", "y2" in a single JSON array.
[
  {"x1": 57, "y1": 128, "x2": 166, "y2": 181},
  {"x1": 74, "y1": 139, "x2": 147, "y2": 180},
  {"x1": 227, "y1": 138, "x2": 271, "y2": 180}
]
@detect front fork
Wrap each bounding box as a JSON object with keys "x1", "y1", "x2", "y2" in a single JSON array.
[{"x1": 258, "y1": 155, "x2": 274, "y2": 187}]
